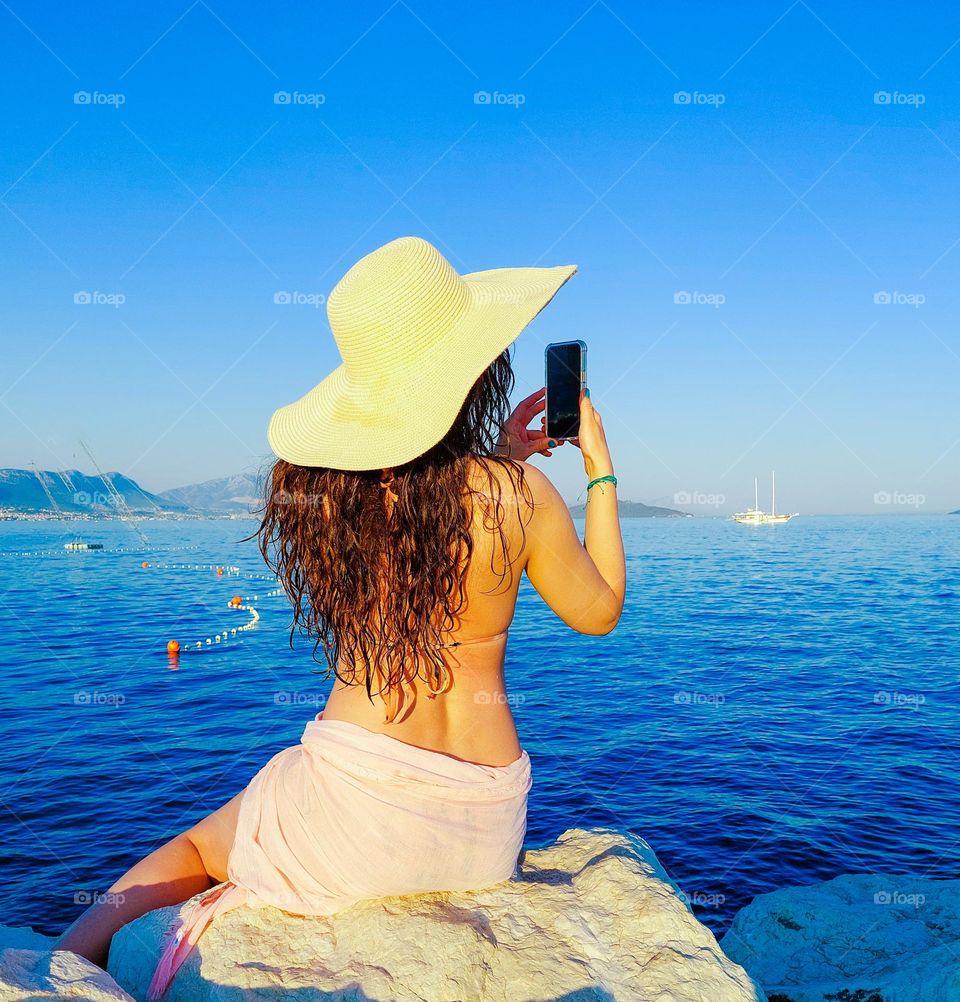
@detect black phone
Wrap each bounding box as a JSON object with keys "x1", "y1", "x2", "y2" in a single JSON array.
[{"x1": 545, "y1": 340, "x2": 587, "y2": 441}]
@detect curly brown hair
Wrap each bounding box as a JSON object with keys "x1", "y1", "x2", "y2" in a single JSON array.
[{"x1": 256, "y1": 349, "x2": 534, "y2": 722}]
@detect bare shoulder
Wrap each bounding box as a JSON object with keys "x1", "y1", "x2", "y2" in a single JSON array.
[
  {"x1": 507, "y1": 459, "x2": 566, "y2": 515},
  {"x1": 468, "y1": 456, "x2": 544, "y2": 511}
]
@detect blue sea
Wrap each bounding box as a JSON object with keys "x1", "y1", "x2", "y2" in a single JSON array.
[{"x1": 1, "y1": 516, "x2": 957, "y2": 939}]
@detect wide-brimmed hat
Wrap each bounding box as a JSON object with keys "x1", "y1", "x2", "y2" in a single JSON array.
[{"x1": 267, "y1": 235, "x2": 577, "y2": 470}]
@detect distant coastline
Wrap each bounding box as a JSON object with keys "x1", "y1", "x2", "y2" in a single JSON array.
[
  {"x1": 5, "y1": 468, "x2": 954, "y2": 520},
  {"x1": 1, "y1": 468, "x2": 693, "y2": 520},
  {"x1": 568, "y1": 499, "x2": 691, "y2": 519}
]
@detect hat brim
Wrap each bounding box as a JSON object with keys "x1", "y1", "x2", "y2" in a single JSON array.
[{"x1": 267, "y1": 262, "x2": 578, "y2": 470}]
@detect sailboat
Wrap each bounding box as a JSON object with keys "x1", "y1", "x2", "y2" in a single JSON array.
[{"x1": 733, "y1": 472, "x2": 798, "y2": 525}]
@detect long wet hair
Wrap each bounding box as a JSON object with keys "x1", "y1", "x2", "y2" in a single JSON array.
[{"x1": 256, "y1": 349, "x2": 534, "y2": 722}]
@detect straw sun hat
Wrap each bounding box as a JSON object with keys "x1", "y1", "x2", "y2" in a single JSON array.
[{"x1": 267, "y1": 236, "x2": 578, "y2": 470}]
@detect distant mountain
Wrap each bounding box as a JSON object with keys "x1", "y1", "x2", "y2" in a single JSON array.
[
  {"x1": 568, "y1": 498, "x2": 691, "y2": 518},
  {"x1": 0, "y1": 469, "x2": 187, "y2": 514},
  {"x1": 1, "y1": 467, "x2": 690, "y2": 520},
  {"x1": 158, "y1": 472, "x2": 264, "y2": 514}
]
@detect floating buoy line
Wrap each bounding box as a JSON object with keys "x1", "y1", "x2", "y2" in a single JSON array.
[
  {"x1": 139, "y1": 561, "x2": 284, "y2": 656},
  {"x1": 0, "y1": 544, "x2": 203, "y2": 559}
]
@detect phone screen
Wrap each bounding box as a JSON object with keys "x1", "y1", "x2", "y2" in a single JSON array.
[{"x1": 545, "y1": 341, "x2": 584, "y2": 440}]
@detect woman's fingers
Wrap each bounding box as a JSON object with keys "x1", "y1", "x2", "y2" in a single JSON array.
[{"x1": 516, "y1": 387, "x2": 546, "y2": 422}]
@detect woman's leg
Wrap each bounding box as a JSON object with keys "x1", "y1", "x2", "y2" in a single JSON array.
[{"x1": 53, "y1": 790, "x2": 244, "y2": 969}]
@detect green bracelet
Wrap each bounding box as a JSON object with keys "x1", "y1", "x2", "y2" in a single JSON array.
[{"x1": 586, "y1": 474, "x2": 618, "y2": 496}]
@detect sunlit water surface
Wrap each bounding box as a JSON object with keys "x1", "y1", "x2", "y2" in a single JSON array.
[{"x1": 1, "y1": 515, "x2": 957, "y2": 937}]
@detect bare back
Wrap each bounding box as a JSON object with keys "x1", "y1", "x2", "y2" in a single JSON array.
[{"x1": 320, "y1": 457, "x2": 531, "y2": 767}]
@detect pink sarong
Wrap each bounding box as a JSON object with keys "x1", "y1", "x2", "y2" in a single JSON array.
[{"x1": 146, "y1": 714, "x2": 532, "y2": 999}]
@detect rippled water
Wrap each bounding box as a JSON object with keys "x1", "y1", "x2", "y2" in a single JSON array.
[{"x1": 1, "y1": 515, "x2": 957, "y2": 937}]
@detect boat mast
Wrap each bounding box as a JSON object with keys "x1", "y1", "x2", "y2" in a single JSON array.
[
  {"x1": 754, "y1": 477, "x2": 758, "y2": 512},
  {"x1": 771, "y1": 471, "x2": 776, "y2": 516}
]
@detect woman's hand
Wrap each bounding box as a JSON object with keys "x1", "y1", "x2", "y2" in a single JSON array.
[
  {"x1": 565, "y1": 388, "x2": 614, "y2": 477},
  {"x1": 495, "y1": 387, "x2": 560, "y2": 460}
]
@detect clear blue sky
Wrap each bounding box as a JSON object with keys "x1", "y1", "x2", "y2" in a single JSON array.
[{"x1": 1, "y1": 1, "x2": 958, "y2": 514}]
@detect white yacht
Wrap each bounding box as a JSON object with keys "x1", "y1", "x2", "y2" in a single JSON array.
[{"x1": 733, "y1": 473, "x2": 798, "y2": 525}]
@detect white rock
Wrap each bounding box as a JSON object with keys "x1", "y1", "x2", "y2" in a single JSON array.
[
  {"x1": 0, "y1": 947, "x2": 135, "y2": 1000},
  {"x1": 721, "y1": 872, "x2": 960, "y2": 1002},
  {"x1": 109, "y1": 827, "x2": 764, "y2": 1001}
]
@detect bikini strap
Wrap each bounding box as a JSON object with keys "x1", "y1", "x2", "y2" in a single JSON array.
[{"x1": 436, "y1": 628, "x2": 509, "y2": 649}]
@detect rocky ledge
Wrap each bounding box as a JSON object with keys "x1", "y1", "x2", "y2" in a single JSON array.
[
  {"x1": 721, "y1": 871, "x2": 960, "y2": 1002},
  {"x1": 0, "y1": 827, "x2": 765, "y2": 1001}
]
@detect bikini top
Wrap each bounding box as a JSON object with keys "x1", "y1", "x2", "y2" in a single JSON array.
[{"x1": 435, "y1": 628, "x2": 510, "y2": 650}]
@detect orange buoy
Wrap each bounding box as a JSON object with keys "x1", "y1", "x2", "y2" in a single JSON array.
[
  {"x1": 231, "y1": 595, "x2": 243, "y2": 607},
  {"x1": 142, "y1": 561, "x2": 150, "y2": 568},
  {"x1": 216, "y1": 566, "x2": 224, "y2": 576},
  {"x1": 167, "y1": 640, "x2": 181, "y2": 655}
]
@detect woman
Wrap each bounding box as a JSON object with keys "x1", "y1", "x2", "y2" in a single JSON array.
[{"x1": 53, "y1": 235, "x2": 625, "y2": 997}]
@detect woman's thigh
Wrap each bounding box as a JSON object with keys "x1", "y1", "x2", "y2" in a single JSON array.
[{"x1": 183, "y1": 789, "x2": 245, "y2": 884}]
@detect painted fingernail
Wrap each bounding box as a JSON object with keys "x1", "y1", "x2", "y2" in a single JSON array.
[
  {"x1": 584, "y1": 387, "x2": 591, "y2": 398},
  {"x1": 548, "y1": 440, "x2": 557, "y2": 448}
]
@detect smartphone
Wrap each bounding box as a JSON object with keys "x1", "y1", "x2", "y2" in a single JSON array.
[{"x1": 545, "y1": 340, "x2": 587, "y2": 441}]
